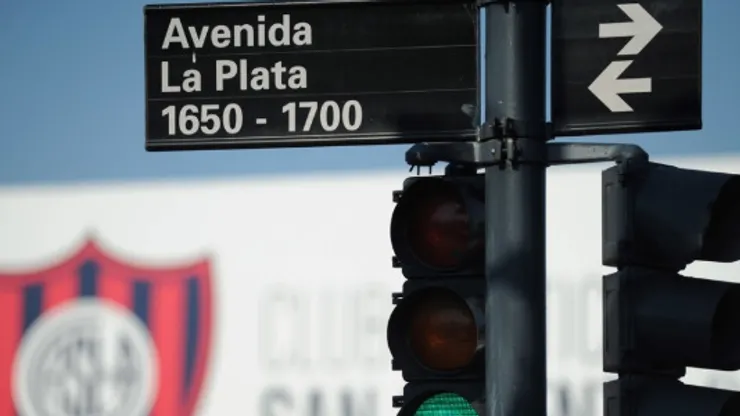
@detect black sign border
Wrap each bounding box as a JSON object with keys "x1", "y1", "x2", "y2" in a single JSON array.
[{"x1": 144, "y1": 0, "x2": 479, "y2": 152}]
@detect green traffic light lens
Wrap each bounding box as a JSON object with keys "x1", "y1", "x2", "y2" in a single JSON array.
[{"x1": 413, "y1": 393, "x2": 479, "y2": 416}]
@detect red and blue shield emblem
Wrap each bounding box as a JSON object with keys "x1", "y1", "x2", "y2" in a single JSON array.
[{"x1": 0, "y1": 239, "x2": 213, "y2": 416}]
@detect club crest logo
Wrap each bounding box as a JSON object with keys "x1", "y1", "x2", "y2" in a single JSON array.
[{"x1": 0, "y1": 239, "x2": 213, "y2": 416}]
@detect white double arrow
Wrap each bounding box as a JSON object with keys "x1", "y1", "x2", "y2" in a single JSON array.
[{"x1": 589, "y1": 3, "x2": 662, "y2": 113}]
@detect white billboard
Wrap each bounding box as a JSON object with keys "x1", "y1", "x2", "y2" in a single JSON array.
[{"x1": 0, "y1": 155, "x2": 739, "y2": 416}]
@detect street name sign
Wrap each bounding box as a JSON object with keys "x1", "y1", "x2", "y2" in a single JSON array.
[
  {"x1": 144, "y1": 0, "x2": 478, "y2": 151},
  {"x1": 551, "y1": 0, "x2": 702, "y2": 137}
]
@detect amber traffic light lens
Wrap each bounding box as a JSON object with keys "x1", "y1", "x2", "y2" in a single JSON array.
[
  {"x1": 407, "y1": 184, "x2": 471, "y2": 269},
  {"x1": 408, "y1": 289, "x2": 478, "y2": 371}
]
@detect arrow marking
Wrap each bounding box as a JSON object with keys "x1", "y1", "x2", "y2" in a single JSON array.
[
  {"x1": 599, "y1": 3, "x2": 662, "y2": 56},
  {"x1": 589, "y1": 60, "x2": 651, "y2": 113}
]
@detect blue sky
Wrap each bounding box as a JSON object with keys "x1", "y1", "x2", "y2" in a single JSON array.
[{"x1": 0, "y1": 0, "x2": 738, "y2": 186}]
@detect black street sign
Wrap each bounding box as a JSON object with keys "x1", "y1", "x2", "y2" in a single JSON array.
[
  {"x1": 551, "y1": 0, "x2": 702, "y2": 137},
  {"x1": 144, "y1": 0, "x2": 478, "y2": 151}
]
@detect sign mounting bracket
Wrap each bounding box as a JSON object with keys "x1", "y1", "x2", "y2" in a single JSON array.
[{"x1": 404, "y1": 140, "x2": 648, "y2": 169}]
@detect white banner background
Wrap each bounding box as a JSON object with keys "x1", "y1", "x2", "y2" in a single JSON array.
[{"x1": 1, "y1": 156, "x2": 739, "y2": 416}]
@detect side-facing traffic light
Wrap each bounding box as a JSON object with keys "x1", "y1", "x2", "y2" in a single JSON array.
[
  {"x1": 388, "y1": 172, "x2": 485, "y2": 416},
  {"x1": 602, "y1": 160, "x2": 740, "y2": 415}
]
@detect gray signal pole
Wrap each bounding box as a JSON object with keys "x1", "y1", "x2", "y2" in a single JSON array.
[
  {"x1": 482, "y1": 2, "x2": 548, "y2": 416},
  {"x1": 405, "y1": 1, "x2": 633, "y2": 414}
]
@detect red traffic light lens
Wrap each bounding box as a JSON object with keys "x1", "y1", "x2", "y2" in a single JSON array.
[
  {"x1": 406, "y1": 182, "x2": 472, "y2": 269},
  {"x1": 408, "y1": 288, "x2": 478, "y2": 371}
]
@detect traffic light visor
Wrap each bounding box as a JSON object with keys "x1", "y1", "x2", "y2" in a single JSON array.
[
  {"x1": 391, "y1": 179, "x2": 481, "y2": 270},
  {"x1": 702, "y1": 177, "x2": 740, "y2": 262},
  {"x1": 711, "y1": 286, "x2": 740, "y2": 368}
]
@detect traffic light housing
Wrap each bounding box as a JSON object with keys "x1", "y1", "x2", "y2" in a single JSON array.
[
  {"x1": 388, "y1": 172, "x2": 485, "y2": 416},
  {"x1": 603, "y1": 161, "x2": 740, "y2": 271},
  {"x1": 602, "y1": 160, "x2": 740, "y2": 415}
]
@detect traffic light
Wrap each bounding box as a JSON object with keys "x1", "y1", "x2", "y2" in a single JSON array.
[
  {"x1": 601, "y1": 160, "x2": 740, "y2": 415},
  {"x1": 387, "y1": 169, "x2": 485, "y2": 416}
]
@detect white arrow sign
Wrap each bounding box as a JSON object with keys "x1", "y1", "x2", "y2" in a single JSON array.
[
  {"x1": 589, "y1": 60, "x2": 651, "y2": 113},
  {"x1": 599, "y1": 3, "x2": 662, "y2": 56}
]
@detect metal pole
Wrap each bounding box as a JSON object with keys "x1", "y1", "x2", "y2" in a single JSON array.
[{"x1": 482, "y1": 1, "x2": 548, "y2": 416}]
